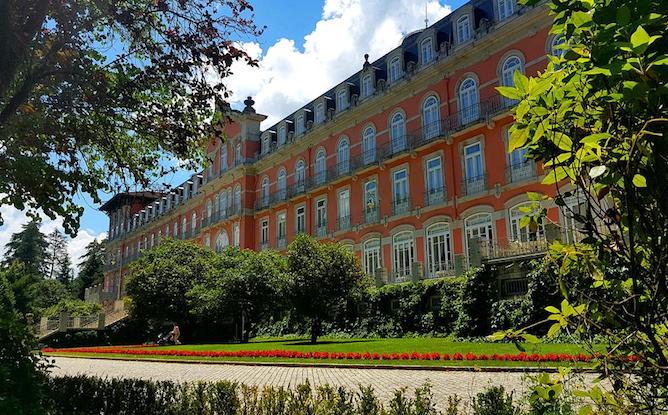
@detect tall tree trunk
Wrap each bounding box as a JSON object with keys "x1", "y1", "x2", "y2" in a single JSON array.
[{"x1": 310, "y1": 315, "x2": 319, "y2": 344}]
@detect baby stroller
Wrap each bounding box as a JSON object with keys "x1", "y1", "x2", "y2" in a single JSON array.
[{"x1": 156, "y1": 331, "x2": 176, "y2": 346}]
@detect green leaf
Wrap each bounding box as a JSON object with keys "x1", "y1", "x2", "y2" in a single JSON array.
[
  {"x1": 545, "y1": 306, "x2": 560, "y2": 314},
  {"x1": 496, "y1": 86, "x2": 522, "y2": 100},
  {"x1": 632, "y1": 174, "x2": 647, "y2": 187},
  {"x1": 522, "y1": 333, "x2": 540, "y2": 344},
  {"x1": 550, "y1": 132, "x2": 573, "y2": 151},
  {"x1": 589, "y1": 165, "x2": 606, "y2": 179},
  {"x1": 585, "y1": 67, "x2": 611, "y2": 76},
  {"x1": 547, "y1": 323, "x2": 561, "y2": 338},
  {"x1": 580, "y1": 133, "x2": 610, "y2": 147},
  {"x1": 630, "y1": 26, "x2": 650, "y2": 49},
  {"x1": 514, "y1": 70, "x2": 529, "y2": 92},
  {"x1": 507, "y1": 128, "x2": 529, "y2": 153}
]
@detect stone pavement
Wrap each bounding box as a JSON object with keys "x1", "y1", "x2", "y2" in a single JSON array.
[{"x1": 50, "y1": 357, "x2": 596, "y2": 411}]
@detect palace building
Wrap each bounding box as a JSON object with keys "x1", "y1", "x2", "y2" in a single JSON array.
[{"x1": 95, "y1": 0, "x2": 574, "y2": 305}]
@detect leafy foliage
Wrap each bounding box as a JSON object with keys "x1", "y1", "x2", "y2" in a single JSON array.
[
  {"x1": 496, "y1": 0, "x2": 668, "y2": 410},
  {"x1": 71, "y1": 239, "x2": 106, "y2": 300},
  {"x1": 43, "y1": 298, "x2": 101, "y2": 318},
  {"x1": 287, "y1": 234, "x2": 369, "y2": 343},
  {"x1": 0, "y1": 0, "x2": 262, "y2": 235},
  {"x1": 44, "y1": 229, "x2": 72, "y2": 284},
  {"x1": 27, "y1": 278, "x2": 69, "y2": 316},
  {"x1": 1, "y1": 221, "x2": 48, "y2": 276}
]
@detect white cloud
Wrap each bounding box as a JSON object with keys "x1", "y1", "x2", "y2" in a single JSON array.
[
  {"x1": 0, "y1": 205, "x2": 107, "y2": 275},
  {"x1": 225, "y1": 0, "x2": 452, "y2": 126}
]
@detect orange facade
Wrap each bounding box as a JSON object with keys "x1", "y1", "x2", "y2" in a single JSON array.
[{"x1": 103, "y1": 1, "x2": 566, "y2": 293}]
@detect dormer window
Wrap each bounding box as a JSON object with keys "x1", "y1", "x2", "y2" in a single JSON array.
[
  {"x1": 336, "y1": 88, "x2": 349, "y2": 112},
  {"x1": 278, "y1": 125, "x2": 287, "y2": 145},
  {"x1": 361, "y1": 73, "x2": 374, "y2": 98},
  {"x1": 315, "y1": 102, "x2": 325, "y2": 124},
  {"x1": 295, "y1": 114, "x2": 305, "y2": 136},
  {"x1": 261, "y1": 134, "x2": 271, "y2": 154},
  {"x1": 389, "y1": 56, "x2": 402, "y2": 82},
  {"x1": 420, "y1": 37, "x2": 434, "y2": 65},
  {"x1": 498, "y1": 0, "x2": 515, "y2": 20},
  {"x1": 457, "y1": 15, "x2": 472, "y2": 43}
]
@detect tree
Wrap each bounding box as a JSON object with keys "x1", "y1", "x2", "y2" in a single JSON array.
[
  {"x1": 2, "y1": 221, "x2": 47, "y2": 277},
  {"x1": 125, "y1": 238, "x2": 215, "y2": 330},
  {"x1": 27, "y1": 279, "x2": 69, "y2": 317},
  {"x1": 188, "y1": 248, "x2": 289, "y2": 342},
  {"x1": 0, "y1": 0, "x2": 262, "y2": 236},
  {"x1": 287, "y1": 235, "x2": 368, "y2": 344},
  {"x1": 44, "y1": 229, "x2": 70, "y2": 282},
  {"x1": 0, "y1": 263, "x2": 38, "y2": 317},
  {"x1": 495, "y1": 0, "x2": 667, "y2": 411},
  {"x1": 55, "y1": 254, "x2": 73, "y2": 287},
  {"x1": 71, "y1": 239, "x2": 105, "y2": 299}
]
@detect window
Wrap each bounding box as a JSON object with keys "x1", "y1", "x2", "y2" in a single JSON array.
[
  {"x1": 191, "y1": 212, "x2": 197, "y2": 235},
  {"x1": 505, "y1": 127, "x2": 532, "y2": 182},
  {"x1": 337, "y1": 138, "x2": 350, "y2": 175},
  {"x1": 364, "y1": 180, "x2": 379, "y2": 223},
  {"x1": 150, "y1": 233, "x2": 155, "y2": 248},
  {"x1": 501, "y1": 55, "x2": 523, "y2": 107},
  {"x1": 550, "y1": 35, "x2": 566, "y2": 69},
  {"x1": 233, "y1": 222, "x2": 240, "y2": 247},
  {"x1": 393, "y1": 231, "x2": 415, "y2": 281},
  {"x1": 315, "y1": 103, "x2": 325, "y2": 124},
  {"x1": 509, "y1": 203, "x2": 544, "y2": 242},
  {"x1": 215, "y1": 231, "x2": 229, "y2": 252},
  {"x1": 181, "y1": 217, "x2": 187, "y2": 238},
  {"x1": 420, "y1": 37, "x2": 434, "y2": 65},
  {"x1": 296, "y1": 206, "x2": 306, "y2": 234},
  {"x1": 207, "y1": 157, "x2": 214, "y2": 179},
  {"x1": 390, "y1": 112, "x2": 406, "y2": 153},
  {"x1": 203, "y1": 233, "x2": 210, "y2": 249},
  {"x1": 165, "y1": 224, "x2": 169, "y2": 238},
  {"x1": 277, "y1": 169, "x2": 287, "y2": 200},
  {"x1": 234, "y1": 185, "x2": 241, "y2": 212},
  {"x1": 336, "y1": 89, "x2": 348, "y2": 112},
  {"x1": 315, "y1": 150, "x2": 327, "y2": 185},
  {"x1": 422, "y1": 96, "x2": 440, "y2": 139},
  {"x1": 315, "y1": 198, "x2": 327, "y2": 236},
  {"x1": 426, "y1": 156, "x2": 445, "y2": 204},
  {"x1": 498, "y1": 0, "x2": 515, "y2": 20},
  {"x1": 389, "y1": 56, "x2": 402, "y2": 82},
  {"x1": 458, "y1": 78, "x2": 479, "y2": 124},
  {"x1": 426, "y1": 223, "x2": 453, "y2": 277},
  {"x1": 260, "y1": 176, "x2": 270, "y2": 206},
  {"x1": 219, "y1": 191, "x2": 227, "y2": 217},
  {"x1": 260, "y1": 219, "x2": 269, "y2": 246},
  {"x1": 220, "y1": 146, "x2": 228, "y2": 172},
  {"x1": 363, "y1": 239, "x2": 382, "y2": 276},
  {"x1": 262, "y1": 135, "x2": 270, "y2": 154},
  {"x1": 235, "y1": 142, "x2": 242, "y2": 163},
  {"x1": 173, "y1": 222, "x2": 178, "y2": 238},
  {"x1": 561, "y1": 195, "x2": 586, "y2": 244},
  {"x1": 362, "y1": 126, "x2": 376, "y2": 165},
  {"x1": 295, "y1": 114, "x2": 305, "y2": 136},
  {"x1": 393, "y1": 169, "x2": 410, "y2": 215},
  {"x1": 464, "y1": 142, "x2": 485, "y2": 195},
  {"x1": 278, "y1": 125, "x2": 287, "y2": 145},
  {"x1": 295, "y1": 160, "x2": 306, "y2": 190},
  {"x1": 464, "y1": 213, "x2": 494, "y2": 258},
  {"x1": 277, "y1": 213, "x2": 287, "y2": 246},
  {"x1": 362, "y1": 73, "x2": 374, "y2": 97},
  {"x1": 457, "y1": 15, "x2": 471, "y2": 43},
  {"x1": 206, "y1": 200, "x2": 213, "y2": 221},
  {"x1": 337, "y1": 189, "x2": 350, "y2": 229}
]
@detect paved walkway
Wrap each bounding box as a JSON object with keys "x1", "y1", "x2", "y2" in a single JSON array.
[{"x1": 50, "y1": 357, "x2": 596, "y2": 411}]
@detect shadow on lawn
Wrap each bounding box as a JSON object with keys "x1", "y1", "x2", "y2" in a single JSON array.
[{"x1": 284, "y1": 339, "x2": 374, "y2": 346}]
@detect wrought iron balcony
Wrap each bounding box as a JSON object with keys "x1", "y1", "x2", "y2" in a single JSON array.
[
  {"x1": 392, "y1": 197, "x2": 411, "y2": 216},
  {"x1": 423, "y1": 187, "x2": 448, "y2": 207},
  {"x1": 287, "y1": 180, "x2": 307, "y2": 198},
  {"x1": 315, "y1": 222, "x2": 328, "y2": 237},
  {"x1": 336, "y1": 215, "x2": 352, "y2": 232},
  {"x1": 462, "y1": 174, "x2": 487, "y2": 196},
  {"x1": 276, "y1": 236, "x2": 287, "y2": 249},
  {"x1": 506, "y1": 161, "x2": 536, "y2": 183},
  {"x1": 255, "y1": 195, "x2": 271, "y2": 210},
  {"x1": 361, "y1": 206, "x2": 381, "y2": 225}
]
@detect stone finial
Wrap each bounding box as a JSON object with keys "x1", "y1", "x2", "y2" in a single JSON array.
[
  {"x1": 363, "y1": 53, "x2": 370, "y2": 69},
  {"x1": 243, "y1": 96, "x2": 256, "y2": 113}
]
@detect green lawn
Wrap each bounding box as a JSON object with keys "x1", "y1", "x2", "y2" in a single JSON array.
[{"x1": 44, "y1": 337, "x2": 595, "y2": 368}]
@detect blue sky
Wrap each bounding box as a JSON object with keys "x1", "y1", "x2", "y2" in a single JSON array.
[{"x1": 0, "y1": 0, "x2": 465, "y2": 268}]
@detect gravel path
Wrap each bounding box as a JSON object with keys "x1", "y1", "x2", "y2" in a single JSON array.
[{"x1": 50, "y1": 357, "x2": 597, "y2": 411}]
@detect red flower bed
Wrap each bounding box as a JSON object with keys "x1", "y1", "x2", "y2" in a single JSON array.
[{"x1": 41, "y1": 345, "x2": 608, "y2": 364}]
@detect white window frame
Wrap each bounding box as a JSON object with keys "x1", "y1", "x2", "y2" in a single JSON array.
[
  {"x1": 336, "y1": 88, "x2": 348, "y2": 112},
  {"x1": 457, "y1": 15, "x2": 472, "y2": 43},
  {"x1": 233, "y1": 222, "x2": 240, "y2": 247},
  {"x1": 464, "y1": 213, "x2": 494, "y2": 258},
  {"x1": 363, "y1": 239, "x2": 382, "y2": 276},
  {"x1": 277, "y1": 212, "x2": 287, "y2": 241},
  {"x1": 314, "y1": 102, "x2": 325, "y2": 124},
  {"x1": 422, "y1": 96, "x2": 440, "y2": 139},
  {"x1": 420, "y1": 37, "x2": 434, "y2": 65},
  {"x1": 498, "y1": 0, "x2": 515, "y2": 20},
  {"x1": 260, "y1": 219, "x2": 269, "y2": 245},
  {"x1": 509, "y1": 202, "x2": 545, "y2": 242},
  {"x1": 390, "y1": 112, "x2": 406, "y2": 153},
  {"x1": 216, "y1": 231, "x2": 229, "y2": 252},
  {"x1": 425, "y1": 223, "x2": 453, "y2": 277},
  {"x1": 315, "y1": 198, "x2": 327, "y2": 233},
  {"x1": 295, "y1": 205, "x2": 306, "y2": 234},
  {"x1": 337, "y1": 138, "x2": 350, "y2": 174},
  {"x1": 315, "y1": 150, "x2": 327, "y2": 185},
  {"x1": 295, "y1": 114, "x2": 305, "y2": 136},
  {"x1": 362, "y1": 126, "x2": 376, "y2": 165},
  {"x1": 260, "y1": 176, "x2": 270, "y2": 205},
  {"x1": 389, "y1": 56, "x2": 402, "y2": 82},
  {"x1": 458, "y1": 77, "x2": 480, "y2": 123},
  {"x1": 362, "y1": 73, "x2": 374, "y2": 97},
  {"x1": 278, "y1": 125, "x2": 287, "y2": 145},
  {"x1": 392, "y1": 231, "x2": 415, "y2": 281},
  {"x1": 295, "y1": 160, "x2": 306, "y2": 189},
  {"x1": 338, "y1": 188, "x2": 350, "y2": 224},
  {"x1": 393, "y1": 169, "x2": 409, "y2": 214}
]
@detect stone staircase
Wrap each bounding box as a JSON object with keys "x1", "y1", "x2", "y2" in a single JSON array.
[{"x1": 35, "y1": 300, "x2": 128, "y2": 341}]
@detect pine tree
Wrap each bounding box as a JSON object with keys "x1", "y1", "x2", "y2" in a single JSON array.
[
  {"x1": 44, "y1": 229, "x2": 69, "y2": 280},
  {"x1": 71, "y1": 240, "x2": 106, "y2": 299},
  {"x1": 55, "y1": 254, "x2": 73, "y2": 287},
  {"x1": 2, "y1": 221, "x2": 48, "y2": 277}
]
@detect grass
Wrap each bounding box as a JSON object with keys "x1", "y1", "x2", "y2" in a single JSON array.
[{"x1": 43, "y1": 337, "x2": 595, "y2": 368}]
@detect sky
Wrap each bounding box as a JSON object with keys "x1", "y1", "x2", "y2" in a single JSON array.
[{"x1": 0, "y1": 0, "x2": 465, "y2": 273}]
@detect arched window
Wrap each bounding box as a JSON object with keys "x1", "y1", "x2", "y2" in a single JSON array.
[
  {"x1": 260, "y1": 176, "x2": 270, "y2": 206},
  {"x1": 362, "y1": 126, "x2": 376, "y2": 165},
  {"x1": 295, "y1": 160, "x2": 306, "y2": 190},
  {"x1": 181, "y1": 216, "x2": 187, "y2": 238},
  {"x1": 261, "y1": 134, "x2": 271, "y2": 155},
  {"x1": 362, "y1": 73, "x2": 374, "y2": 97},
  {"x1": 173, "y1": 221, "x2": 178, "y2": 238},
  {"x1": 215, "y1": 231, "x2": 229, "y2": 252},
  {"x1": 550, "y1": 35, "x2": 566, "y2": 66},
  {"x1": 336, "y1": 89, "x2": 348, "y2": 112},
  {"x1": 295, "y1": 114, "x2": 305, "y2": 136},
  {"x1": 509, "y1": 203, "x2": 544, "y2": 242},
  {"x1": 425, "y1": 223, "x2": 453, "y2": 277},
  {"x1": 422, "y1": 96, "x2": 441, "y2": 139},
  {"x1": 220, "y1": 146, "x2": 228, "y2": 172},
  {"x1": 315, "y1": 103, "x2": 325, "y2": 124},
  {"x1": 315, "y1": 149, "x2": 327, "y2": 185},
  {"x1": 278, "y1": 125, "x2": 287, "y2": 145},
  {"x1": 464, "y1": 213, "x2": 493, "y2": 260},
  {"x1": 390, "y1": 112, "x2": 406, "y2": 153},
  {"x1": 458, "y1": 77, "x2": 479, "y2": 124},
  {"x1": 206, "y1": 200, "x2": 213, "y2": 221},
  {"x1": 337, "y1": 138, "x2": 350, "y2": 174},
  {"x1": 457, "y1": 15, "x2": 471, "y2": 43},
  {"x1": 234, "y1": 185, "x2": 241, "y2": 212},
  {"x1": 219, "y1": 191, "x2": 227, "y2": 217},
  {"x1": 233, "y1": 222, "x2": 240, "y2": 247},
  {"x1": 420, "y1": 37, "x2": 434, "y2": 64},
  {"x1": 277, "y1": 168, "x2": 287, "y2": 200},
  {"x1": 191, "y1": 212, "x2": 197, "y2": 235},
  {"x1": 389, "y1": 56, "x2": 402, "y2": 82},
  {"x1": 501, "y1": 55, "x2": 523, "y2": 87},
  {"x1": 363, "y1": 239, "x2": 382, "y2": 276},
  {"x1": 392, "y1": 231, "x2": 415, "y2": 282}
]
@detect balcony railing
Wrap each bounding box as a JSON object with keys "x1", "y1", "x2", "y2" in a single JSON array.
[
  {"x1": 315, "y1": 222, "x2": 328, "y2": 237},
  {"x1": 362, "y1": 206, "x2": 380, "y2": 225},
  {"x1": 392, "y1": 197, "x2": 411, "y2": 216},
  {"x1": 425, "y1": 260, "x2": 456, "y2": 278},
  {"x1": 480, "y1": 237, "x2": 550, "y2": 261},
  {"x1": 423, "y1": 187, "x2": 448, "y2": 207},
  {"x1": 336, "y1": 215, "x2": 352, "y2": 232},
  {"x1": 255, "y1": 195, "x2": 271, "y2": 210},
  {"x1": 287, "y1": 180, "x2": 307, "y2": 198},
  {"x1": 462, "y1": 174, "x2": 487, "y2": 196},
  {"x1": 506, "y1": 161, "x2": 536, "y2": 183},
  {"x1": 276, "y1": 236, "x2": 287, "y2": 249}
]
